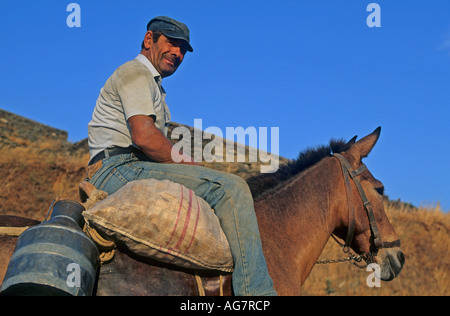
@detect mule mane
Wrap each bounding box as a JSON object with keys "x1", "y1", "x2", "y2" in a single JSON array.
[{"x1": 247, "y1": 138, "x2": 351, "y2": 199}]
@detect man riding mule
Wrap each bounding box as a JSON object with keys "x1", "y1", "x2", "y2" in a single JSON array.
[
  {"x1": 0, "y1": 16, "x2": 406, "y2": 297},
  {"x1": 86, "y1": 16, "x2": 277, "y2": 296},
  {"x1": 0, "y1": 127, "x2": 405, "y2": 295}
]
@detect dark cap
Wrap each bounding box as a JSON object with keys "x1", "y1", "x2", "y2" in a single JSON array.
[{"x1": 147, "y1": 16, "x2": 193, "y2": 52}]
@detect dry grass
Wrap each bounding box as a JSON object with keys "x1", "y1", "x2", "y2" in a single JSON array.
[
  {"x1": 301, "y1": 202, "x2": 450, "y2": 296},
  {"x1": 0, "y1": 141, "x2": 89, "y2": 220}
]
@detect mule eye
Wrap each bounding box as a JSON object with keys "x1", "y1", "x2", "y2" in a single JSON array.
[{"x1": 375, "y1": 186, "x2": 385, "y2": 196}]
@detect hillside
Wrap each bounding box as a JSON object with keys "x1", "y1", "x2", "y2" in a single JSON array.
[
  {"x1": 0, "y1": 108, "x2": 448, "y2": 296},
  {"x1": 0, "y1": 109, "x2": 287, "y2": 219}
]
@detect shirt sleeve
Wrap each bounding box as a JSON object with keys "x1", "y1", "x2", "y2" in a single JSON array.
[{"x1": 115, "y1": 63, "x2": 158, "y2": 121}]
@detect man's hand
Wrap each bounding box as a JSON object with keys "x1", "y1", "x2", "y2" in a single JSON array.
[{"x1": 128, "y1": 115, "x2": 198, "y2": 165}]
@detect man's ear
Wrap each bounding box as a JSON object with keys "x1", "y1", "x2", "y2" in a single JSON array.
[{"x1": 142, "y1": 31, "x2": 154, "y2": 50}]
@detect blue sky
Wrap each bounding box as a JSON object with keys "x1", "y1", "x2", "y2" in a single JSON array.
[{"x1": 0, "y1": 1, "x2": 449, "y2": 211}]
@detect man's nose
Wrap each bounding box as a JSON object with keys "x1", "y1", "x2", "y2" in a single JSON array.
[{"x1": 171, "y1": 46, "x2": 185, "y2": 59}]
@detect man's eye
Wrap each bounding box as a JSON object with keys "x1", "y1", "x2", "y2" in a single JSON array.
[{"x1": 167, "y1": 39, "x2": 177, "y2": 46}]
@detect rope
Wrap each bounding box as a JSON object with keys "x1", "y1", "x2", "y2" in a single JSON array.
[
  {"x1": 43, "y1": 198, "x2": 59, "y2": 223},
  {"x1": 83, "y1": 221, "x2": 116, "y2": 265},
  {"x1": 79, "y1": 183, "x2": 116, "y2": 264},
  {"x1": 195, "y1": 273, "x2": 206, "y2": 296},
  {"x1": 194, "y1": 273, "x2": 226, "y2": 296}
]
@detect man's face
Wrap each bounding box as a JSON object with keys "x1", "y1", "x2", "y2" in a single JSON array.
[{"x1": 145, "y1": 32, "x2": 188, "y2": 78}]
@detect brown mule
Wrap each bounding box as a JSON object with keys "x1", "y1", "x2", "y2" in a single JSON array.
[{"x1": 251, "y1": 127, "x2": 404, "y2": 295}]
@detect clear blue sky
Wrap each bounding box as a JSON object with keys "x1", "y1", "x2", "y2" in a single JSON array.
[{"x1": 0, "y1": 1, "x2": 449, "y2": 211}]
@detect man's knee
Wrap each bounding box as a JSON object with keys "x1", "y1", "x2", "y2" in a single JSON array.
[{"x1": 213, "y1": 172, "x2": 252, "y2": 197}]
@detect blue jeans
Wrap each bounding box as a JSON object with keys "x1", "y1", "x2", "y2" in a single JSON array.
[{"x1": 87, "y1": 152, "x2": 277, "y2": 296}]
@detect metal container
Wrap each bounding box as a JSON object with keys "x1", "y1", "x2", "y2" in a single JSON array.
[{"x1": 0, "y1": 200, "x2": 99, "y2": 296}]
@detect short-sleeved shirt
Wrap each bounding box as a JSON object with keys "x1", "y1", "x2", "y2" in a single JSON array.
[{"x1": 88, "y1": 54, "x2": 171, "y2": 162}]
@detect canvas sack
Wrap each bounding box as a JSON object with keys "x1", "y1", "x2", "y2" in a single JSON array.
[{"x1": 83, "y1": 179, "x2": 233, "y2": 272}]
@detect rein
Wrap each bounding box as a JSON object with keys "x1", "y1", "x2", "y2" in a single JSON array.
[{"x1": 316, "y1": 153, "x2": 401, "y2": 269}]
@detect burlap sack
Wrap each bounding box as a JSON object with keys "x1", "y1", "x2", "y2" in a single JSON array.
[{"x1": 83, "y1": 179, "x2": 233, "y2": 272}]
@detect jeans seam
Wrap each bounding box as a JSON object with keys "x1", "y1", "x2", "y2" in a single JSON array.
[
  {"x1": 228, "y1": 187, "x2": 251, "y2": 295},
  {"x1": 205, "y1": 181, "x2": 251, "y2": 295}
]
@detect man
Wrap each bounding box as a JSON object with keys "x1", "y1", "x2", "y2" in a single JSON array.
[{"x1": 87, "y1": 16, "x2": 276, "y2": 296}]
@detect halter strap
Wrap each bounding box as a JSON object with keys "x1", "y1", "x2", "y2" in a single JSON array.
[
  {"x1": 333, "y1": 154, "x2": 355, "y2": 247},
  {"x1": 332, "y1": 153, "x2": 400, "y2": 251}
]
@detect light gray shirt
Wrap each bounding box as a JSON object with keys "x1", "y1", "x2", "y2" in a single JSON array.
[{"x1": 88, "y1": 54, "x2": 171, "y2": 162}]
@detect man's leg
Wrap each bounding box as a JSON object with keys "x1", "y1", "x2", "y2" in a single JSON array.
[{"x1": 88, "y1": 153, "x2": 277, "y2": 296}]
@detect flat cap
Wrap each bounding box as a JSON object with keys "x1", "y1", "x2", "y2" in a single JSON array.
[{"x1": 147, "y1": 16, "x2": 193, "y2": 52}]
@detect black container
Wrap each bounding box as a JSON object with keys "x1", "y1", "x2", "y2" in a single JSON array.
[{"x1": 0, "y1": 200, "x2": 99, "y2": 296}]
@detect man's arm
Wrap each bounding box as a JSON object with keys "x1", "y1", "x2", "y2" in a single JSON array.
[{"x1": 128, "y1": 115, "x2": 198, "y2": 165}]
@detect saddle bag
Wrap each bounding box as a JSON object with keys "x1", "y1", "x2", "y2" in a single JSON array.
[{"x1": 83, "y1": 179, "x2": 233, "y2": 273}]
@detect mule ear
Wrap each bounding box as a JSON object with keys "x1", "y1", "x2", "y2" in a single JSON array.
[
  {"x1": 349, "y1": 127, "x2": 381, "y2": 159},
  {"x1": 346, "y1": 135, "x2": 358, "y2": 146}
]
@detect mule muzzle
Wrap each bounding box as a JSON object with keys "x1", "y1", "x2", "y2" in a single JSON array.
[{"x1": 378, "y1": 248, "x2": 405, "y2": 281}]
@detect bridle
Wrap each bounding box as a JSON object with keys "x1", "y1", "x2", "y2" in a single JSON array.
[{"x1": 317, "y1": 153, "x2": 401, "y2": 268}]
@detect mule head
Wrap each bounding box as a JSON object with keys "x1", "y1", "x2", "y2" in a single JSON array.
[{"x1": 334, "y1": 127, "x2": 405, "y2": 281}]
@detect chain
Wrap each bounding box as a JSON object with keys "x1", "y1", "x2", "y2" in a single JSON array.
[{"x1": 316, "y1": 246, "x2": 373, "y2": 269}]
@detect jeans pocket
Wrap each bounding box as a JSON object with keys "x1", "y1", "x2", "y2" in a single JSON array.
[{"x1": 98, "y1": 167, "x2": 130, "y2": 195}]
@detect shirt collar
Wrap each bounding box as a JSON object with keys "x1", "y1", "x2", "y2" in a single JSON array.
[{"x1": 135, "y1": 54, "x2": 162, "y2": 83}]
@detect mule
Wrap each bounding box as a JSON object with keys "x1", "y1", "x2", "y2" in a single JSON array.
[
  {"x1": 0, "y1": 127, "x2": 404, "y2": 295},
  {"x1": 248, "y1": 127, "x2": 404, "y2": 295}
]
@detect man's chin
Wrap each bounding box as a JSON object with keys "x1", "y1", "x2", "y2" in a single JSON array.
[{"x1": 160, "y1": 66, "x2": 177, "y2": 78}]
